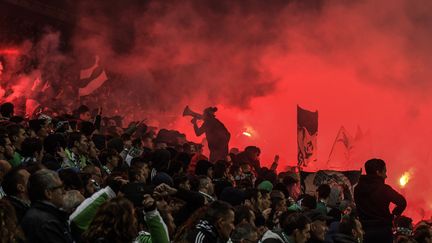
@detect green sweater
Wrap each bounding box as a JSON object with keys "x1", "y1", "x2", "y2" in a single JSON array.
[
  {"x1": 135, "y1": 209, "x2": 170, "y2": 243},
  {"x1": 9, "y1": 152, "x2": 22, "y2": 167},
  {"x1": 69, "y1": 186, "x2": 116, "y2": 231},
  {"x1": 69, "y1": 187, "x2": 169, "y2": 243}
]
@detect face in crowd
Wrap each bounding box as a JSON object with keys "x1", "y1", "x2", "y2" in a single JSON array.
[{"x1": 217, "y1": 209, "x2": 235, "y2": 241}]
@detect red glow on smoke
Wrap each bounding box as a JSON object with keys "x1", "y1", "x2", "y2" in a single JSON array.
[{"x1": 0, "y1": 48, "x2": 19, "y2": 55}]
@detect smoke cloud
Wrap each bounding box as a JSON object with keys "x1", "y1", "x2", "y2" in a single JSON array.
[{"x1": 72, "y1": 0, "x2": 432, "y2": 221}]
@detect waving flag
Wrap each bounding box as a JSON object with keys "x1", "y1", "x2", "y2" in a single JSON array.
[
  {"x1": 297, "y1": 105, "x2": 318, "y2": 167},
  {"x1": 327, "y1": 126, "x2": 354, "y2": 169},
  {"x1": 78, "y1": 55, "x2": 108, "y2": 97}
]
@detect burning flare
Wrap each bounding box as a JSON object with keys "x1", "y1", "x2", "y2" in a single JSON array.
[
  {"x1": 399, "y1": 171, "x2": 412, "y2": 188},
  {"x1": 242, "y1": 132, "x2": 252, "y2": 137}
]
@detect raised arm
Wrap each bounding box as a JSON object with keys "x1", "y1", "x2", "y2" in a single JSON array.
[{"x1": 192, "y1": 118, "x2": 205, "y2": 136}]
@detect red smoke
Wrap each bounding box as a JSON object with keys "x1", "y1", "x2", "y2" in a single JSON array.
[{"x1": 2, "y1": 0, "x2": 432, "y2": 222}]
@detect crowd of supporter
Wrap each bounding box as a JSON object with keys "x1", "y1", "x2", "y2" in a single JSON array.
[{"x1": 0, "y1": 101, "x2": 430, "y2": 243}]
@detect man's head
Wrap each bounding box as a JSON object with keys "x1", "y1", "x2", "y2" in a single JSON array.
[
  {"x1": 68, "y1": 132, "x2": 89, "y2": 155},
  {"x1": 316, "y1": 184, "x2": 331, "y2": 200},
  {"x1": 82, "y1": 164, "x2": 102, "y2": 185},
  {"x1": 234, "y1": 205, "x2": 256, "y2": 226},
  {"x1": 195, "y1": 160, "x2": 214, "y2": 178},
  {"x1": 231, "y1": 222, "x2": 258, "y2": 243},
  {"x1": 244, "y1": 188, "x2": 263, "y2": 211},
  {"x1": 173, "y1": 175, "x2": 190, "y2": 191},
  {"x1": 244, "y1": 146, "x2": 260, "y2": 161},
  {"x1": 77, "y1": 105, "x2": 91, "y2": 122},
  {"x1": 21, "y1": 138, "x2": 44, "y2": 162},
  {"x1": 259, "y1": 190, "x2": 271, "y2": 210},
  {"x1": 142, "y1": 136, "x2": 154, "y2": 150},
  {"x1": 203, "y1": 107, "x2": 217, "y2": 120},
  {"x1": 80, "y1": 121, "x2": 96, "y2": 138},
  {"x1": 28, "y1": 169, "x2": 65, "y2": 208},
  {"x1": 197, "y1": 175, "x2": 214, "y2": 195},
  {"x1": 300, "y1": 194, "x2": 317, "y2": 211},
  {"x1": 130, "y1": 157, "x2": 150, "y2": 181},
  {"x1": 280, "y1": 212, "x2": 312, "y2": 243},
  {"x1": 0, "y1": 136, "x2": 14, "y2": 160},
  {"x1": 29, "y1": 119, "x2": 50, "y2": 138},
  {"x1": 104, "y1": 149, "x2": 120, "y2": 168},
  {"x1": 128, "y1": 167, "x2": 146, "y2": 183},
  {"x1": 339, "y1": 215, "x2": 364, "y2": 242},
  {"x1": 306, "y1": 211, "x2": 330, "y2": 241},
  {"x1": 2, "y1": 166, "x2": 30, "y2": 199},
  {"x1": 0, "y1": 102, "x2": 14, "y2": 118},
  {"x1": 205, "y1": 200, "x2": 235, "y2": 241},
  {"x1": 365, "y1": 158, "x2": 387, "y2": 179},
  {"x1": 6, "y1": 124, "x2": 27, "y2": 148}
]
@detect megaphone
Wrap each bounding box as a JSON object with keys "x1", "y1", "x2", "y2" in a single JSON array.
[{"x1": 183, "y1": 106, "x2": 203, "y2": 119}]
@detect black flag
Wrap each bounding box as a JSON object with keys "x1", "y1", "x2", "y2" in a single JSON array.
[{"x1": 297, "y1": 105, "x2": 318, "y2": 167}]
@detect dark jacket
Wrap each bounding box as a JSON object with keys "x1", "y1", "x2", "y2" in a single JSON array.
[
  {"x1": 21, "y1": 201, "x2": 74, "y2": 243},
  {"x1": 307, "y1": 237, "x2": 326, "y2": 243},
  {"x1": 332, "y1": 233, "x2": 358, "y2": 243},
  {"x1": 354, "y1": 175, "x2": 406, "y2": 228},
  {"x1": 187, "y1": 220, "x2": 224, "y2": 243},
  {"x1": 4, "y1": 195, "x2": 30, "y2": 223},
  {"x1": 173, "y1": 188, "x2": 205, "y2": 227}
]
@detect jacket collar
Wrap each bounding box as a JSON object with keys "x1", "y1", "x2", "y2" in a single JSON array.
[{"x1": 32, "y1": 201, "x2": 69, "y2": 220}]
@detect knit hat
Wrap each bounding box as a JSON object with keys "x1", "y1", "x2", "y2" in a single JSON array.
[
  {"x1": 305, "y1": 210, "x2": 333, "y2": 222},
  {"x1": 195, "y1": 160, "x2": 213, "y2": 176},
  {"x1": 258, "y1": 180, "x2": 273, "y2": 192},
  {"x1": 152, "y1": 172, "x2": 174, "y2": 187}
]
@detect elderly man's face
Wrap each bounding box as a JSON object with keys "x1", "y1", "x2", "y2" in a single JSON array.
[{"x1": 47, "y1": 176, "x2": 65, "y2": 208}]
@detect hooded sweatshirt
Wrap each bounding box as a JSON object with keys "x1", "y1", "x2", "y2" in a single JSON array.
[{"x1": 354, "y1": 174, "x2": 406, "y2": 227}]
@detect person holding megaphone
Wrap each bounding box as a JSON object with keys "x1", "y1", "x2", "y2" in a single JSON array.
[{"x1": 183, "y1": 106, "x2": 230, "y2": 162}]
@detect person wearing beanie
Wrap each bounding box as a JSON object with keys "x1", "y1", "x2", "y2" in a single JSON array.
[
  {"x1": 152, "y1": 172, "x2": 174, "y2": 187},
  {"x1": 258, "y1": 180, "x2": 273, "y2": 193},
  {"x1": 195, "y1": 159, "x2": 214, "y2": 178}
]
